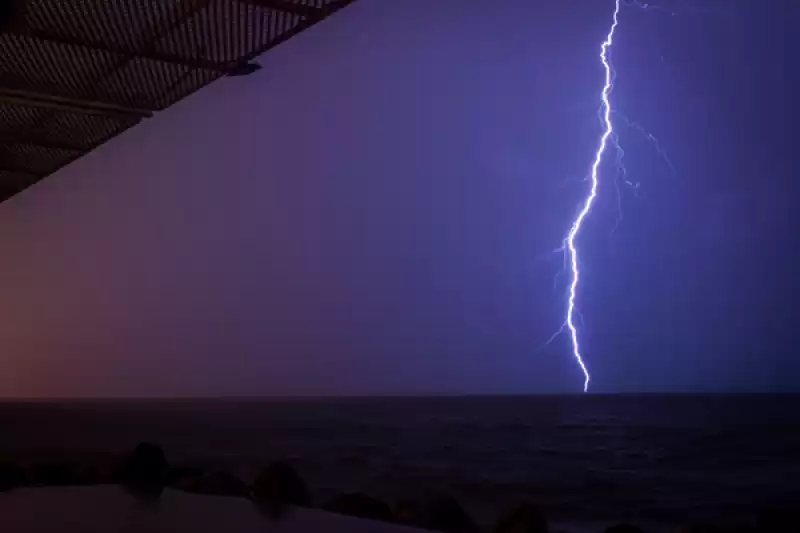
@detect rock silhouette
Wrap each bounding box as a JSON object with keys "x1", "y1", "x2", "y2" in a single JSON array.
[
  {"x1": 420, "y1": 495, "x2": 481, "y2": 533},
  {"x1": 323, "y1": 492, "x2": 393, "y2": 522},
  {"x1": 119, "y1": 442, "x2": 169, "y2": 487},
  {"x1": 493, "y1": 503, "x2": 548, "y2": 533},
  {"x1": 118, "y1": 442, "x2": 169, "y2": 503},
  {"x1": 251, "y1": 461, "x2": 311, "y2": 518}
]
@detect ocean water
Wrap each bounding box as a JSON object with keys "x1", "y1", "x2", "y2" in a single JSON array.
[{"x1": 1, "y1": 395, "x2": 798, "y2": 528}]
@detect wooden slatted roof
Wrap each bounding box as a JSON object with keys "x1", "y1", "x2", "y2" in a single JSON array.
[{"x1": 0, "y1": 0, "x2": 355, "y2": 203}]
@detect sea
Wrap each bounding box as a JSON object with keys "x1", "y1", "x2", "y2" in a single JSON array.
[{"x1": 1, "y1": 395, "x2": 798, "y2": 530}]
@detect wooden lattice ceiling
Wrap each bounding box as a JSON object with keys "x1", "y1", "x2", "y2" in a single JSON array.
[{"x1": 0, "y1": 0, "x2": 355, "y2": 203}]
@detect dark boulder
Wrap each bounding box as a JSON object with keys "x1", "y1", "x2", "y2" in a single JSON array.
[
  {"x1": 251, "y1": 461, "x2": 311, "y2": 518},
  {"x1": 173, "y1": 472, "x2": 247, "y2": 498},
  {"x1": 0, "y1": 461, "x2": 22, "y2": 492},
  {"x1": 323, "y1": 493, "x2": 393, "y2": 522},
  {"x1": 493, "y1": 503, "x2": 548, "y2": 533},
  {"x1": 118, "y1": 442, "x2": 169, "y2": 503},
  {"x1": 420, "y1": 495, "x2": 481, "y2": 533},
  {"x1": 119, "y1": 442, "x2": 169, "y2": 488}
]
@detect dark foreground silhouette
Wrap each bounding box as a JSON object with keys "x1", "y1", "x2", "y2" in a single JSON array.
[{"x1": 0, "y1": 442, "x2": 797, "y2": 533}]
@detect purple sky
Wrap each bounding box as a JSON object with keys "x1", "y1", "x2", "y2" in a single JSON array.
[{"x1": 0, "y1": 0, "x2": 797, "y2": 397}]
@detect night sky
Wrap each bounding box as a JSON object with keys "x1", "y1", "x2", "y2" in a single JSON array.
[{"x1": 0, "y1": 0, "x2": 796, "y2": 397}]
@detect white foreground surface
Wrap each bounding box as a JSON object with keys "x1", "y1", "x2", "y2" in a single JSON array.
[{"x1": 0, "y1": 486, "x2": 425, "y2": 533}]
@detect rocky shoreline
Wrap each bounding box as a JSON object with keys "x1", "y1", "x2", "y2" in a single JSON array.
[{"x1": 0, "y1": 442, "x2": 795, "y2": 533}]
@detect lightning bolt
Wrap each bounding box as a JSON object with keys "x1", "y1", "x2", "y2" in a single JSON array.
[{"x1": 561, "y1": 0, "x2": 621, "y2": 392}]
